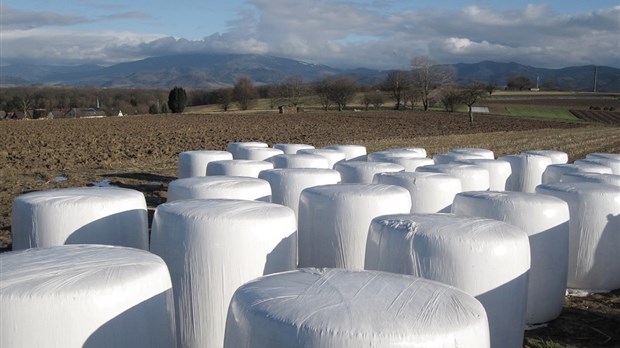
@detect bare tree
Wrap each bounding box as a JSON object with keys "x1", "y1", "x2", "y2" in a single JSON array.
[
  {"x1": 330, "y1": 76, "x2": 358, "y2": 111},
  {"x1": 382, "y1": 70, "x2": 410, "y2": 109},
  {"x1": 461, "y1": 84, "x2": 487, "y2": 124},
  {"x1": 233, "y1": 76, "x2": 258, "y2": 110},
  {"x1": 215, "y1": 88, "x2": 233, "y2": 111},
  {"x1": 440, "y1": 87, "x2": 462, "y2": 112},
  {"x1": 280, "y1": 76, "x2": 305, "y2": 106},
  {"x1": 361, "y1": 91, "x2": 385, "y2": 110},
  {"x1": 314, "y1": 76, "x2": 333, "y2": 111},
  {"x1": 411, "y1": 56, "x2": 455, "y2": 111}
]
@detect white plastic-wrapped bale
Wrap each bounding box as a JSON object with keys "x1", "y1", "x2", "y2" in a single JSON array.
[
  {"x1": 433, "y1": 152, "x2": 486, "y2": 164},
  {"x1": 224, "y1": 268, "x2": 490, "y2": 348},
  {"x1": 0, "y1": 245, "x2": 176, "y2": 348},
  {"x1": 298, "y1": 148, "x2": 346, "y2": 168},
  {"x1": 394, "y1": 147, "x2": 428, "y2": 157},
  {"x1": 236, "y1": 147, "x2": 284, "y2": 161},
  {"x1": 12, "y1": 187, "x2": 148, "y2": 250},
  {"x1": 207, "y1": 159, "x2": 274, "y2": 178},
  {"x1": 522, "y1": 150, "x2": 569, "y2": 164},
  {"x1": 227, "y1": 142, "x2": 268, "y2": 159},
  {"x1": 334, "y1": 161, "x2": 404, "y2": 183},
  {"x1": 178, "y1": 150, "x2": 233, "y2": 178},
  {"x1": 369, "y1": 155, "x2": 435, "y2": 172},
  {"x1": 560, "y1": 172, "x2": 620, "y2": 187},
  {"x1": 150, "y1": 199, "x2": 297, "y2": 348},
  {"x1": 542, "y1": 163, "x2": 613, "y2": 184},
  {"x1": 536, "y1": 183, "x2": 620, "y2": 291},
  {"x1": 367, "y1": 149, "x2": 427, "y2": 162},
  {"x1": 498, "y1": 154, "x2": 552, "y2": 192},
  {"x1": 167, "y1": 176, "x2": 271, "y2": 202},
  {"x1": 365, "y1": 214, "x2": 530, "y2": 348},
  {"x1": 323, "y1": 144, "x2": 367, "y2": 161},
  {"x1": 416, "y1": 163, "x2": 490, "y2": 191},
  {"x1": 374, "y1": 172, "x2": 462, "y2": 213},
  {"x1": 449, "y1": 148, "x2": 495, "y2": 159},
  {"x1": 273, "y1": 143, "x2": 315, "y2": 154},
  {"x1": 452, "y1": 191, "x2": 569, "y2": 324},
  {"x1": 267, "y1": 154, "x2": 330, "y2": 169},
  {"x1": 586, "y1": 153, "x2": 620, "y2": 161},
  {"x1": 258, "y1": 168, "x2": 341, "y2": 218},
  {"x1": 298, "y1": 184, "x2": 411, "y2": 270},
  {"x1": 575, "y1": 158, "x2": 620, "y2": 175},
  {"x1": 454, "y1": 159, "x2": 512, "y2": 191}
]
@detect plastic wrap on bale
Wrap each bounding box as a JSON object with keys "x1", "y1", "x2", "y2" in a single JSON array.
[
  {"x1": 536, "y1": 182, "x2": 620, "y2": 291},
  {"x1": 498, "y1": 154, "x2": 552, "y2": 192},
  {"x1": 334, "y1": 160, "x2": 404, "y2": 184},
  {"x1": 150, "y1": 199, "x2": 297, "y2": 348},
  {"x1": 433, "y1": 152, "x2": 486, "y2": 164},
  {"x1": 374, "y1": 171, "x2": 462, "y2": 213},
  {"x1": 267, "y1": 154, "x2": 330, "y2": 169},
  {"x1": 12, "y1": 187, "x2": 148, "y2": 250},
  {"x1": 178, "y1": 150, "x2": 233, "y2": 178},
  {"x1": 0, "y1": 245, "x2": 176, "y2": 348},
  {"x1": 259, "y1": 168, "x2": 341, "y2": 218},
  {"x1": 167, "y1": 176, "x2": 272, "y2": 202},
  {"x1": 364, "y1": 213, "x2": 530, "y2": 348},
  {"x1": 224, "y1": 268, "x2": 490, "y2": 348},
  {"x1": 416, "y1": 163, "x2": 490, "y2": 191},
  {"x1": 454, "y1": 159, "x2": 512, "y2": 191},
  {"x1": 273, "y1": 143, "x2": 315, "y2": 154},
  {"x1": 575, "y1": 158, "x2": 620, "y2": 175},
  {"x1": 207, "y1": 159, "x2": 274, "y2": 178},
  {"x1": 560, "y1": 172, "x2": 620, "y2": 186},
  {"x1": 452, "y1": 191, "x2": 570, "y2": 324},
  {"x1": 449, "y1": 147, "x2": 495, "y2": 159},
  {"x1": 323, "y1": 144, "x2": 367, "y2": 161},
  {"x1": 236, "y1": 147, "x2": 284, "y2": 161},
  {"x1": 522, "y1": 150, "x2": 569, "y2": 164},
  {"x1": 542, "y1": 163, "x2": 613, "y2": 184},
  {"x1": 227, "y1": 141, "x2": 268, "y2": 159},
  {"x1": 298, "y1": 148, "x2": 346, "y2": 169},
  {"x1": 298, "y1": 184, "x2": 411, "y2": 270}
]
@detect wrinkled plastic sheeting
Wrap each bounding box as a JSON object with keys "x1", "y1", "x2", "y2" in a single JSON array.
[
  {"x1": 150, "y1": 199, "x2": 297, "y2": 348},
  {"x1": 560, "y1": 172, "x2": 620, "y2": 187},
  {"x1": 273, "y1": 143, "x2": 315, "y2": 154},
  {"x1": 236, "y1": 147, "x2": 284, "y2": 161},
  {"x1": 335, "y1": 160, "x2": 404, "y2": 184},
  {"x1": 522, "y1": 150, "x2": 569, "y2": 164},
  {"x1": 323, "y1": 144, "x2": 367, "y2": 161},
  {"x1": 12, "y1": 187, "x2": 148, "y2": 250},
  {"x1": 267, "y1": 154, "x2": 330, "y2": 169},
  {"x1": 298, "y1": 148, "x2": 346, "y2": 169},
  {"x1": 207, "y1": 159, "x2": 274, "y2": 178},
  {"x1": 575, "y1": 158, "x2": 620, "y2": 175},
  {"x1": 298, "y1": 184, "x2": 411, "y2": 270},
  {"x1": 227, "y1": 142, "x2": 268, "y2": 159},
  {"x1": 374, "y1": 171, "x2": 462, "y2": 213},
  {"x1": 167, "y1": 176, "x2": 272, "y2": 202},
  {"x1": 498, "y1": 154, "x2": 552, "y2": 192},
  {"x1": 586, "y1": 153, "x2": 620, "y2": 161},
  {"x1": 452, "y1": 191, "x2": 570, "y2": 324},
  {"x1": 178, "y1": 150, "x2": 233, "y2": 178},
  {"x1": 454, "y1": 159, "x2": 512, "y2": 191},
  {"x1": 542, "y1": 163, "x2": 613, "y2": 185},
  {"x1": 365, "y1": 213, "x2": 530, "y2": 348},
  {"x1": 536, "y1": 183, "x2": 620, "y2": 291},
  {"x1": 224, "y1": 268, "x2": 490, "y2": 348},
  {"x1": 259, "y1": 168, "x2": 341, "y2": 218},
  {"x1": 433, "y1": 152, "x2": 486, "y2": 164},
  {"x1": 449, "y1": 148, "x2": 495, "y2": 160},
  {"x1": 416, "y1": 163, "x2": 490, "y2": 191},
  {"x1": 0, "y1": 245, "x2": 176, "y2": 348}
]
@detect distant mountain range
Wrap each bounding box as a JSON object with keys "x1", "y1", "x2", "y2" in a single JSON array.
[{"x1": 1, "y1": 53, "x2": 618, "y2": 92}]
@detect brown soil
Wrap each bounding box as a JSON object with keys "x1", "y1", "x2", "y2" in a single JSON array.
[{"x1": 1, "y1": 110, "x2": 619, "y2": 347}]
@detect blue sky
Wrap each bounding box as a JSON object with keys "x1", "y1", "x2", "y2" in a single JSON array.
[{"x1": 2, "y1": 1, "x2": 619, "y2": 69}]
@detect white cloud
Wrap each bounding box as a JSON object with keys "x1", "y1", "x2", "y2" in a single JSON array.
[{"x1": 1, "y1": 2, "x2": 619, "y2": 69}]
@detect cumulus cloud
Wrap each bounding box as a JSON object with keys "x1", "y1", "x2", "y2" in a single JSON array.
[{"x1": 1, "y1": 2, "x2": 618, "y2": 69}]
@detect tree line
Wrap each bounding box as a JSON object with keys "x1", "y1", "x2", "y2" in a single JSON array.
[{"x1": 2, "y1": 56, "x2": 539, "y2": 123}]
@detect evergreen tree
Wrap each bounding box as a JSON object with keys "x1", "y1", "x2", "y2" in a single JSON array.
[{"x1": 168, "y1": 86, "x2": 187, "y2": 113}]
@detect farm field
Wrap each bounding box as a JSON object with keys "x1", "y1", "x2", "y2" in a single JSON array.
[{"x1": 1, "y1": 108, "x2": 619, "y2": 347}]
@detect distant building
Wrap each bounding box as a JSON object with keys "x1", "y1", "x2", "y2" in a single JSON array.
[{"x1": 64, "y1": 108, "x2": 106, "y2": 118}]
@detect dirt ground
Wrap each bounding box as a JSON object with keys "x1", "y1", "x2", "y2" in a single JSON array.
[{"x1": 1, "y1": 110, "x2": 619, "y2": 347}]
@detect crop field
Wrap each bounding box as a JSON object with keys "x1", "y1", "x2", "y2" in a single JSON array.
[{"x1": 1, "y1": 106, "x2": 619, "y2": 347}]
